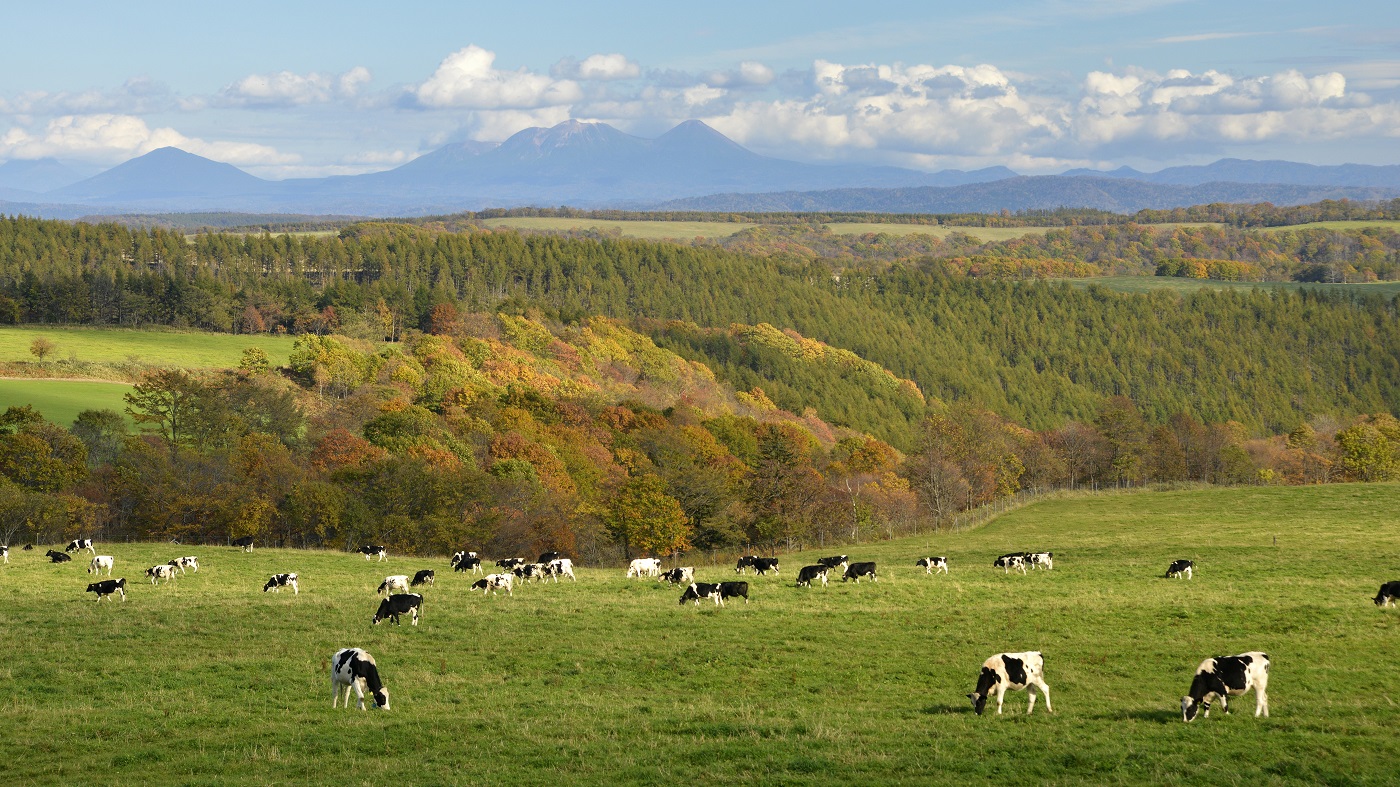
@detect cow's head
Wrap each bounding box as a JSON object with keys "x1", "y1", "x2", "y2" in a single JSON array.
[
  {"x1": 1181, "y1": 696, "x2": 1200, "y2": 722},
  {"x1": 373, "y1": 687, "x2": 390, "y2": 710},
  {"x1": 1375, "y1": 593, "x2": 1391, "y2": 607},
  {"x1": 86, "y1": 583, "x2": 99, "y2": 593},
  {"x1": 967, "y1": 692, "x2": 988, "y2": 715}
]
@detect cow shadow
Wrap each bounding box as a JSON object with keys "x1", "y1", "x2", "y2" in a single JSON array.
[
  {"x1": 1092, "y1": 708, "x2": 1179, "y2": 724},
  {"x1": 919, "y1": 703, "x2": 973, "y2": 715}
]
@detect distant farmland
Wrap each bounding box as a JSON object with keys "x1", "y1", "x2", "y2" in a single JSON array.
[
  {"x1": 0, "y1": 326, "x2": 299, "y2": 368},
  {"x1": 0, "y1": 378, "x2": 133, "y2": 426}
]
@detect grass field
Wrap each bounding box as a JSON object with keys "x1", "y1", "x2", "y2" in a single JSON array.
[
  {"x1": 480, "y1": 217, "x2": 757, "y2": 240},
  {"x1": 0, "y1": 378, "x2": 133, "y2": 425},
  {"x1": 0, "y1": 326, "x2": 299, "y2": 368},
  {"x1": 1066, "y1": 276, "x2": 1400, "y2": 298},
  {"x1": 1, "y1": 483, "x2": 1396, "y2": 785},
  {"x1": 1256, "y1": 220, "x2": 1400, "y2": 233}
]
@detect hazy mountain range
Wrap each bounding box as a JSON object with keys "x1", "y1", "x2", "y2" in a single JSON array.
[{"x1": 1, "y1": 120, "x2": 1397, "y2": 219}]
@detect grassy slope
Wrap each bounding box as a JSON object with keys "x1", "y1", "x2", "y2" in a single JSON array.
[
  {"x1": 1256, "y1": 220, "x2": 1400, "y2": 233},
  {"x1": 1, "y1": 484, "x2": 1396, "y2": 785},
  {"x1": 0, "y1": 326, "x2": 299, "y2": 368},
  {"x1": 480, "y1": 217, "x2": 757, "y2": 240},
  {"x1": 0, "y1": 378, "x2": 133, "y2": 425},
  {"x1": 1066, "y1": 276, "x2": 1400, "y2": 298}
]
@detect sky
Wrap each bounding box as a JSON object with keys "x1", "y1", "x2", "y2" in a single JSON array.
[{"x1": 1, "y1": 0, "x2": 1397, "y2": 179}]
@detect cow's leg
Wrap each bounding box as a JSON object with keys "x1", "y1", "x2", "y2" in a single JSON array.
[
  {"x1": 1255, "y1": 687, "x2": 1268, "y2": 717},
  {"x1": 1033, "y1": 678, "x2": 1052, "y2": 713},
  {"x1": 1026, "y1": 684, "x2": 1038, "y2": 715},
  {"x1": 412, "y1": 607, "x2": 419, "y2": 626},
  {"x1": 995, "y1": 685, "x2": 1008, "y2": 715}
]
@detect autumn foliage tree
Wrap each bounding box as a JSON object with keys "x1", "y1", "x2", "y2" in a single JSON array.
[{"x1": 604, "y1": 474, "x2": 691, "y2": 560}]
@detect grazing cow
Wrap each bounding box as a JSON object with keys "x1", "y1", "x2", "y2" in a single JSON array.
[
  {"x1": 146, "y1": 564, "x2": 177, "y2": 584},
  {"x1": 23, "y1": 544, "x2": 34, "y2": 550},
  {"x1": 1374, "y1": 581, "x2": 1400, "y2": 607},
  {"x1": 1166, "y1": 560, "x2": 1194, "y2": 580},
  {"x1": 1, "y1": 545, "x2": 7, "y2": 563},
  {"x1": 46, "y1": 549, "x2": 72, "y2": 563},
  {"x1": 659, "y1": 566, "x2": 695, "y2": 585},
  {"x1": 719, "y1": 581, "x2": 749, "y2": 605},
  {"x1": 734, "y1": 555, "x2": 758, "y2": 575},
  {"x1": 1026, "y1": 552, "x2": 1053, "y2": 570},
  {"x1": 917, "y1": 556, "x2": 949, "y2": 575},
  {"x1": 817, "y1": 555, "x2": 849, "y2": 571},
  {"x1": 376, "y1": 575, "x2": 410, "y2": 596},
  {"x1": 263, "y1": 573, "x2": 299, "y2": 594},
  {"x1": 627, "y1": 558, "x2": 662, "y2": 578},
  {"x1": 538, "y1": 551, "x2": 564, "y2": 564},
  {"x1": 968, "y1": 651, "x2": 1052, "y2": 716},
  {"x1": 470, "y1": 574, "x2": 513, "y2": 597},
  {"x1": 88, "y1": 555, "x2": 114, "y2": 576},
  {"x1": 453, "y1": 556, "x2": 483, "y2": 575},
  {"x1": 449, "y1": 550, "x2": 478, "y2": 568},
  {"x1": 410, "y1": 569, "x2": 435, "y2": 587},
  {"x1": 372, "y1": 593, "x2": 423, "y2": 626},
  {"x1": 994, "y1": 554, "x2": 1028, "y2": 575},
  {"x1": 547, "y1": 558, "x2": 576, "y2": 582},
  {"x1": 232, "y1": 536, "x2": 255, "y2": 552},
  {"x1": 86, "y1": 577, "x2": 126, "y2": 602},
  {"x1": 169, "y1": 556, "x2": 199, "y2": 574},
  {"x1": 679, "y1": 582, "x2": 722, "y2": 606},
  {"x1": 66, "y1": 538, "x2": 95, "y2": 554},
  {"x1": 751, "y1": 557, "x2": 780, "y2": 576},
  {"x1": 512, "y1": 563, "x2": 549, "y2": 582},
  {"x1": 843, "y1": 562, "x2": 878, "y2": 583},
  {"x1": 1181, "y1": 652, "x2": 1271, "y2": 722},
  {"x1": 495, "y1": 557, "x2": 526, "y2": 571},
  {"x1": 796, "y1": 565, "x2": 829, "y2": 588},
  {"x1": 359, "y1": 545, "x2": 387, "y2": 562},
  {"x1": 331, "y1": 648, "x2": 390, "y2": 710}
]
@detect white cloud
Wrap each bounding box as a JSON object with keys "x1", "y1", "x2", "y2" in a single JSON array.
[
  {"x1": 463, "y1": 107, "x2": 574, "y2": 141},
  {"x1": 0, "y1": 77, "x2": 176, "y2": 116},
  {"x1": 551, "y1": 53, "x2": 641, "y2": 81},
  {"x1": 0, "y1": 114, "x2": 296, "y2": 166},
  {"x1": 221, "y1": 66, "x2": 372, "y2": 107},
  {"x1": 416, "y1": 46, "x2": 580, "y2": 109}
]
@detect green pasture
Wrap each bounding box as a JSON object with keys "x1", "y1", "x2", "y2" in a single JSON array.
[
  {"x1": 1256, "y1": 220, "x2": 1400, "y2": 233},
  {"x1": 824, "y1": 223, "x2": 1054, "y2": 242},
  {"x1": 1, "y1": 483, "x2": 1396, "y2": 785},
  {"x1": 1066, "y1": 275, "x2": 1400, "y2": 298},
  {"x1": 0, "y1": 378, "x2": 133, "y2": 426},
  {"x1": 0, "y1": 326, "x2": 299, "y2": 368},
  {"x1": 480, "y1": 217, "x2": 757, "y2": 240}
]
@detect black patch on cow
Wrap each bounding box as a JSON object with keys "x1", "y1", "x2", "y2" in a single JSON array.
[
  {"x1": 1213, "y1": 655, "x2": 1251, "y2": 693},
  {"x1": 1001, "y1": 656, "x2": 1027, "y2": 687}
]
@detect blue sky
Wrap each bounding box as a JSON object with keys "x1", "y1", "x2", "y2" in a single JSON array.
[{"x1": 2, "y1": 0, "x2": 1397, "y2": 178}]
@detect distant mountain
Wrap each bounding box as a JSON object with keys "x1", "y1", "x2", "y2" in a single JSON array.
[
  {"x1": 0, "y1": 157, "x2": 90, "y2": 192},
  {"x1": 50, "y1": 147, "x2": 274, "y2": 203},
  {"x1": 655, "y1": 176, "x2": 1400, "y2": 214},
  {"x1": 1064, "y1": 159, "x2": 1400, "y2": 189}
]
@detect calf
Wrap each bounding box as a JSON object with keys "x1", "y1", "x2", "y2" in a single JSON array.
[
  {"x1": 796, "y1": 565, "x2": 829, "y2": 588},
  {"x1": 968, "y1": 651, "x2": 1052, "y2": 716},
  {"x1": 376, "y1": 575, "x2": 410, "y2": 596},
  {"x1": 547, "y1": 558, "x2": 576, "y2": 582},
  {"x1": 85, "y1": 577, "x2": 126, "y2": 602},
  {"x1": 145, "y1": 564, "x2": 177, "y2": 584},
  {"x1": 627, "y1": 558, "x2": 662, "y2": 578},
  {"x1": 495, "y1": 557, "x2": 526, "y2": 571},
  {"x1": 359, "y1": 545, "x2": 387, "y2": 562},
  {"x1": 917, "y1": 556, "x2": 949, "y2": 575},
  {"x1": 453, "y1": 556, "x2": 483, "y2": 575},
  {"x1": 538, "y1": 551, "x2": 564, "y2": 564},
  {"x1": 1181, "y1": 652, "x2": 1270, "y2": 722},
  {"x1": 719, "y1": 581, "x2": 749, "y2": 605},
  {"x1": 994, "y1": 554, "x2": 1028, "y2": 575},
  {"x1": 169, "y1": 556, "x2": 199, "y2": 574},
  {"x1": 88, "y1": 555, "x2": 115, "y2": 576},
  {"x1": 843, "y1": 562, "x2": 878, "y2": 583},
  {"x1": 470, "y1": 573, "x2": 513, "y2": 597},
  {"x1": 263, "y1": 573, "x2": 299, "y2": 594},
  {"x1": 66, "y1": 538, "x2": 95, "y2": 554},
  {"x1": 817, "y1": 555, "x2": 849, "y2": 571},
  {"x1": 751, "y1": 557, "x2": 780, "y2": 576},
  {"x1": 46, "y1": 549, "x2": 72, "y2": 563},
  {"x1": 410, "y1": 569, "x2": 435, "y2": 587},
  {"x1": 680, "y1": 582, "x2": 722, "y2": 606},
  {"x1": 1374, "y1": 580, "x2": 1400, "y2": 607},
  {"x1": 232, "y1": 536, "x2": 255, "y2": 552},
  {"x1": 734, "y1": 555, "x2": 758, "y2": 575},
  {"x1": 1166, "y1": 560, "x2": 1194, "y2": 580},
  {"x1": 331, "y1": 648, "x2": 390, "y2": 710},
  {"x1": 1026, "y1": 552, "x2": 1053, "y2": 570},
  {"x1": 659, "y1": 566, "x2": 695, "y2": 585},
  {"x1": 372, "y1": 593, "x2": 423, "y2": 626}
]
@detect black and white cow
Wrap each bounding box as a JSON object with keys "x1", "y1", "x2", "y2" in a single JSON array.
[
  {"x1": 232, "y1": 536, "x2": 255, "y2": 552},
  {"x1": 734, "y1": 555, "x2": 758, "y2": 575},
  {"x1": 263, "y1": 573, "x2": 299, "y2": 594},
  {"x1": 372, "y1": 593, "x2": 423, "y2": 626},
  {"x1": 967, "y1": 651, "x2": 1052, "y2": 716},
  {"x1": 1374, "y1": 581, "x2": 1400, "y2": 607},
  {"x1": 1166, "y1": 560, "x2": 1194, "y2": 580},
  {"x1": 45, "y1": 549, "x2": 71, "y2": 563},
  {"x1": 720, "y1": 581, "x2": 749, "y2": 605},
  {"x1": 496, "y1": 557, "x2": 527, "y2": 571},
  {"x1": 1, "y1": 545, "x2": 8, "y2": 563},
  {"x1": 471, "y1": 574, "x2": 513, "y2": 597},
  {"x1": 917, "y1": 556, "x2": 949, "y2": 575},
  {"x1": 817, "y1": 555, "x2": 849, "y2": 571},
  {"x1": 66, "y1": 538, "x2": 95, "y2": 554},
  {"x1": 1181, "y1": 652, "x2": 1270, "y2": 722},
  {"x1": 86, "y1": 577, "x2": 126, "y2": 602},
  {"x1": 359, "y1": 545, "x2": 387, "y2": 562},
  {"x1": 750, "y1": 557, "x2": 779, "y2": 576},
  {"x1": 538, "y1": 551, "x2": 564, "y2": 564},
  {"x1": 796, "y1": 565, "x2": 829, "y2": 588},
  {"x1": 513, "y1": 563, "x2": 549, "y2": 582},
  {"x1": 88, "y1": 555, "x2": 115, "y2": 575},
  {"x1": 659, "y1": 566, "x2": 694, "y2": 585},
  {"x1": 410, "y1": 569, "x2": 435, "y2": 587},
  {"x1": 843, "y1": 562, "x2": 878, "y2": 583},
  {"x1": 449, "y1": 550, "x2": 477, "y2": 568},
  {"x1": 168, "y1": 556, "x2": 199, "y2": 574},
  {"x1": 547, "y1": 558, "x2": 576, "y2": 582},
  {"x1": 679, "y1": 582, "x2": 723, "y2": 606},
  {"x1": 376, "y1": 575, "x2": 410, "y2": 596},
  {"x1": 453, "y1": 556, "x2": 483, "y2": 574},
  {"x1": 331, "y1": 648, "x2": 390, "y2": 710},
  {"x1": 994, "y1": 554, "x2": 1028, "y2": 575},
  {"x1": 146, "y1": 564, "x2": 177, "y2": 584},
  {"x1": 1026, "y1": 552, "x2": 1053, "y2": 570}
]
